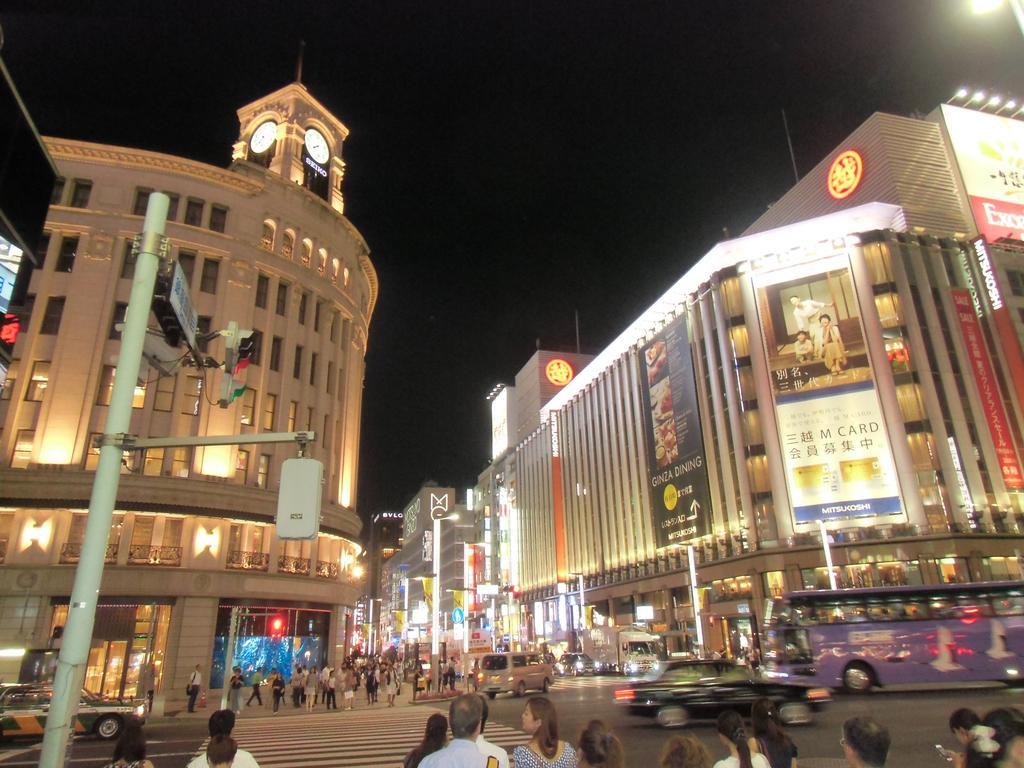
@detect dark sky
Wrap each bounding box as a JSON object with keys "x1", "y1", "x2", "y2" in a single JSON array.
[{"x1": 4, "y1": 2, "x2": 1024, "y2": 519}]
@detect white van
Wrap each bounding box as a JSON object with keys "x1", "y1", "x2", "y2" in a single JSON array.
[{"x1": 477, "y1": 652, "x2": 553, "y2": 698}]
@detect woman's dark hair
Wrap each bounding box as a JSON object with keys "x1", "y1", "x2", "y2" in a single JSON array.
[
  {"x1": 660, "y1": 734, "x2": 711, "y2": 768},
  {"x1": 112, "y1": 719, "x2": 147, "y2": 762},
  {"x1": 751, "y1": 699, "x2": 792, "y2": 752},
  {"x1": 405, "y1": 713, "x2": 448, "y2": 768},
  {"x1": 820, "y1": 314, "x2": 832, "y2": 322},
  {"x1": 578, "y1": 719, "x2": 624, "y2": 768},
  {"x1": 950, "y1": 708, "x2": 981, "y2": 733},
  {"x1": 206, "y1": 734, "x2": 237, "y2": 767},
  {"x1": 527, "y1": 696, "x2": 560, "y2": 760},
  {"x1": 965, "y1": 707, "x2": 1024, "y2": 768},
  {"x1": 717, "y1": 710, "x2": 753, "y2": 768}
]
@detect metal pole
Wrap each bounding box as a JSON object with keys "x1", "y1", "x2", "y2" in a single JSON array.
[
  {"x1": 818, "y1": 520, "x2": 838, "y2": 590},
  {"x1": 432, "y1": 515, "x2": 441, "y2": 692},
  {"x1": 221, "y1": 606, "x2": 240, "y2": 710},
  {"x1": 687, "y1": 545, "x2": 704, "y2": 654},
  {"x1": 577, "y1": 574, "x2": 585, "y2": 631},
  {"x1": 1011, "y1": 0, "x2": 1024, "y2": 40},
  {"x1": 40, "y1": 194, "x2": 169, "y2": 768}
]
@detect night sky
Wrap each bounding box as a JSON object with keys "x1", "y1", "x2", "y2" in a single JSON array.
[{"x1": 4, "y1": 2, "x2": 1024, "y2": 520}]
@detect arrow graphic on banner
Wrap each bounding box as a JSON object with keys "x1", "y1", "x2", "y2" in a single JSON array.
[{"x1": 689, "y1": 499, "x2": 701, "y2": 520}]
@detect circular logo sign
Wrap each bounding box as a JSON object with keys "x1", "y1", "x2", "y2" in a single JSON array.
[
  {"x1": 827, "y1": 150, "x2": 864, "y2": 200},
  {"x1": 452, "y1": 607, "x2": 465, "y2": 624},
  {"x1": 545, "y1": 358, "x2": 574, "y2": 387},
  {"x1": 663, "y1": 483, "x2": 679, "y2": 511}
]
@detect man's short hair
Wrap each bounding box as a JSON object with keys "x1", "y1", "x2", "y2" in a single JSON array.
[
  {"x1": 208, "y1": 709, "x2": 236, "y2": 737},
  {"x1": 843, "y1": 716, "x2": 890, "y2": 767},
  {"x1": 449, "y1": 694, "x2": 483, "y2": 739}
]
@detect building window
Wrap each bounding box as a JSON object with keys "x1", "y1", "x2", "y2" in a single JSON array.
[
  {"x1": 11, "y1": 430, "x2": 34, "y2": 468},
  {"x1": 183, "y1": 376, "x2": 202, "y2": 416},
  {"x1": 331, "y1": 258, "x2": 340, "y2": 284},
  {"x1": 132, "y1": 188, "x2": 152, "y2": 216},
  {"x1": 50, "y1": 178, "x2": 65, "y2": 205},
  {"x1": 171, "y1": 447, "x2": 190, "y2": 478},
  {"x1": 109, "y1": 302, "x2": 128, "y2": 340},
  {"x1": 56, "y1": 236, "x2": 78, "y2": 273},
  {"x1": 257, "y1": 454, "x2": 270, "y2": 488},
  {"x1": 26, "y1": 361, "x2": 49, "y2": 401},
  {"x1": 260, "y1": 221, "x2": 276, "y2": 250},
  {"x1": 184, "y1": 198, "x2": 204, "y2": 227},
  {"x1": 166, "y1": 193, "x2": 180, "y2": 220},
  {"x1": 318, "y1": 248, "x2": 327, "y2": 274},
  {"x1": 293, "y1": 345, "x2": 303, "y2": 379},
  {"x1": 1008, "y1": 269, "x2": 1024, "y2": 297},
  {"x1": 287, "y1": 401, "x2": 297, "y2": 431},
  {"x1": 249, "y1": 330, "x2": 262, "y2": 366},
  {"x1": 235, "y1": 449, "x2": 249, "y2": 484},
  {"x1": 309, "y1": 352, "x2": 318, "y2": 386},
  {"x1": 1, "y1": 361, "x2": 16, "y2": 400},
  {"x1": 255, "y1": 274, "x2": 269, "y2": 308},
  {"x1": 314, "y1": 301, "x2": 322, "y2": 332},
  {"x1": 298, "y1": 292, "x2": 308, "y2": 325},
  {"x1": 209, "y1": 205, "x2": 228, "y2": 233},
  {"x1": 270, "y1": 336, "x2": 282, "y2": 371},
  {"x1": 282, "y1": 230, "x2": 295, "y2": 260},
  {"x1": 120, "y1": 239, "x2": 136, "y2": 279},
  {"x1": 69, "y1": 180, "x2": 92, "y2": 208},
  {"x1": 306, "y1": 406, "x2": 314, "y2": 429},
  {"x1": 343, "y1": 266, "x2": 350, "y2": 287},
  {"x1": 200, "y1": 259, "x2": 219, "y2": 293},
  {"x1": 84, "y1": 434, "x2": 100, "y2": 471},
  {"x1": 177, "y1": 250, "x2": 196, "y2": 285},
  {"x1": 301, "y1": 239, "x2": 313, "y2": 267},
  {"x1": 763, "y1": 571, "x2": 785, "y2": 599},
  {"x1": 153, "y1": 376, "x2": 175, "y2": 412},
  {"x1": 40, "y1": 297, "x2": 66, "y2": 334},
  {"x1": 143, "y1": 448, "x2": 164, "y2": 476},
  {"x1": 326, "y1": 361, "x2": 334, "y2": 395},
  {"x1": 240, "y1": 388, "x2": 256, "y2": 425},
  {"x1": 276, "y1": 282, "x2": 288, "y2": 316},
  {"x1": 330, "y1": 313, "x2": 339, "y2": 342},
  {"x1": 96, "y1": 365, "x2": 146, "y2": 407},
  {"x1": 34, "y1": 232, "x2": 50, "y2": 268},
  {"x1": 262, "y1": 393, "x2": 277, "y2": 430}
]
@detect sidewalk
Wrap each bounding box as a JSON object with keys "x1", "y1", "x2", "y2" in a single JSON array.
[{"x1": 154, "y1": 681, "x2": 470, "y2": 721}]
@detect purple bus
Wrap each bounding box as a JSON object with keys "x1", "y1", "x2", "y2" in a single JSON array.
[{"x1": 763, "y1": 581, "x2": 1024, "y2": 692}]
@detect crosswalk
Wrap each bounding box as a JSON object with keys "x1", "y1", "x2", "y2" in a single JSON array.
[
  {"x1": 550, "y1": 675, "x2": 630, "y2": 690},
  {"x1": 198, "y1": 706, "x2": 530, "y2": 767}
]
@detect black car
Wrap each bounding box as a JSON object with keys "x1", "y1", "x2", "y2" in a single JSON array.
[
  {"x1": 613, "y1": 659, "x2": 830, "y2": 728},
  {"x1": 555, "y1": 653, "x2": 596, "y2": 676}
]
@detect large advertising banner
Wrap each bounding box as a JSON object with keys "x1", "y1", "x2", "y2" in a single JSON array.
[
  {"x1": 752, "y1": 254, "x2": 903, "y2": 524},
  {"x1": 638, "y1": 314, "x2": 711, "y2": 546},
  {"x1": 951, "y1": 289, "x2": 1024, "y2": 488}
]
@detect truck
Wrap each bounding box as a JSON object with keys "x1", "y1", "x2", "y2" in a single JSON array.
[{"x1": 580, "y1": 627, "x2": 662, "y2": 676}]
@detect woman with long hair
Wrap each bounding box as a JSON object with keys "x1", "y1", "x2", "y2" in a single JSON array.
[
  {"x1": 577, "y1": 719, "x2": 624, "y2": 768},
  {"x1": 101, "y1": 720, "x2": 155, "y2": 768},
  {"x1": 714, "y1": 710, "x2": 769, "y2": 768},
  {"x1": 747, "y1": 699, "x2": 797, "y2": 768},
  {"x1": 512, "y1": 696, "x2": 578, "y2": 767},
  {"x1": 964, "y1": 707, "x2": 1024, "y2": 768},
  {"x1": 403, "y1": 713, "x2": 448, "y2": 768},
  {"x1": 660, "y1": 735, "x2": 711, "y2": 768}
]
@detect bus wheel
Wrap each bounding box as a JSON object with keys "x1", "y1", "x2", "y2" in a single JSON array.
[
  {"x1": 656, "y1": 706, "x2": 689, "y2": 728},
  {"x1": 842, "y1": 662, "x2": 874, "y2": 693}
]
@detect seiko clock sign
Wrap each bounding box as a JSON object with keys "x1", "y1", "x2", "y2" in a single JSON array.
[{"x1": 302, "y1": 127, "x2": 331, "y2": 200}]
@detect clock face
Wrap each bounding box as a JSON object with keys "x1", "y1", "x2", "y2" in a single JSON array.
[
  {"x1": 304, "y1": 128, "x2": 330, "y2": 165},
  {"x1": 249, "y1": 120, "x2": 277, "y2": 154}
]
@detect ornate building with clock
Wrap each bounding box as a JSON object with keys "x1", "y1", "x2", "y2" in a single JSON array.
[{"x1": 0, "y1": 82, "x2": 376, "y2": 713}]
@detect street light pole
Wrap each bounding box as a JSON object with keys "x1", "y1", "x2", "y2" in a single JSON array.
[
  {"x1": 40, "y1": 194, "x2": 170, "y2": 768},
  {"x1": 687, "y1": 545, "x2": 705, "y2": 655},
  {"x1": 818, "y1": 520, "x2": 838, "y2": 590},
  {"x1": 432, "y1": 514, "x2": 441, "y2": 691}
]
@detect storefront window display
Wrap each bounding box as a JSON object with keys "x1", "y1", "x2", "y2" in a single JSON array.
[
  {"x1": 800, "y1": 561, "x2": 922, "y2": 590},
  {"x1": 709, "y1": 576, "x2": 753, "y2": 603},
  {"x1": 763, "y1": 571, "x2": 785, "y2": 598},
  {"x1": 984, "y1": 556, "x2": 1022, "y2": 580},
  {"x1": 936, "y1": 557, "x2": 971, "y2": 584}
]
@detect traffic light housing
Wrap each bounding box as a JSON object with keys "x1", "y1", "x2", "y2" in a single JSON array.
[
  {"x1": 269, "y1": 615, "x2": 285, "y2": 638},
  {"x1": 219, "y1": 322, "x2": 253, "y2": 407}
]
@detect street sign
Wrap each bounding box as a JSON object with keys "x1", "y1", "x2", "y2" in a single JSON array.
[
  {"x1": 276, "y1": 457, "x2": 323, "y2": 539},
  {"x1": 452, "y1": 607, "x2": 465, "y2": 624},
  {"x1": 476, "y1": 583, "x2": 500, "y2": 596},
  {"x1": 168, "y1": 261, "x2": 198, "y2": 349}
]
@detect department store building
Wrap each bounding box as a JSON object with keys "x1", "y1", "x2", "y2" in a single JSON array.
[
  {"x1": 0, "y1": 82, "x2": 374, "y2": 710},
  {"x1": 482, "y1": 102, "x2": 1024, "y2": 657}
]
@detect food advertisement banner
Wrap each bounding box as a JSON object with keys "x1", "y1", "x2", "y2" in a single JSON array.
[
  {"x1": 638, "y1": 314, "x2": 711, "y2": 546},
  {"x1": 752, "y1": 255, "x2": 903, "y2": 524},
  {"x1": 951, "y1": 289, "x2": 1024, "y2": 488}
]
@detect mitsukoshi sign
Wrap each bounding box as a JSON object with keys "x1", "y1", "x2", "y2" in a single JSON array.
[{"x1": 751, "y1": 254, "x2": 904, "y2": 524}]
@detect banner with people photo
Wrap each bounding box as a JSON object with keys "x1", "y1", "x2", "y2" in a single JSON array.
[
  {"x1": 751, "y1": 254, "x2": 903, "y2": 524},
  {"x1": 637, "y1": 313, "x2": 712, "y2": 547}
]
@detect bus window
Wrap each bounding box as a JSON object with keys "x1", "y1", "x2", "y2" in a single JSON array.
[
  {"x1": 842, "y1": 600, "x2": 869, "y2": 623},
  {"x1": 992, "y1": 593, "x2": 1024, "y2": 616},
  {"x1": 896, "y1": 600, "x2": 928, "y2": 619},
  {"x1": 782, "y1": 629, "x2": 812, "y2": 664},
  {"x1": 791, "y1": 602, "x2": 816, "y2": 625},
  {"x1": 930, "y1": 597, "x2": 993, "y2": 620},
  {"x1": 866, "y1": 600, "x2": 896, "y2": 621}
]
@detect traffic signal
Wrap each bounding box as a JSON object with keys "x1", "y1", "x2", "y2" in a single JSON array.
[
  {"x1": 269, "y1": 615, "x2": 285, "y2": 638},
  {"x1": 219, "y1": 322, "x2": 254, "y2": 407}
]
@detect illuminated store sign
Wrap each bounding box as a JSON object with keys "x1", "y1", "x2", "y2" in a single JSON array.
[
  {"x1": 491, "y1": 387, "x2": 509, "y2": 458},
  {"x1": 545, "y1": 358, "x2": 574, "y2": 386},
  {"x1": 751, "y1": 254, "x2": 903, "y2": 524},
  {"x1": 972, "y1": 237, "x2": 1003, "y2": 311},
  {"x1": 637, "y1": 313, "x2": 711, "y2": 545},
  {"x1": 827, "y1": 150, "x2": 864, "y2": 200}
]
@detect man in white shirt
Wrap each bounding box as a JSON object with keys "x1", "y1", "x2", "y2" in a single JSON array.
[
  {"x1": 187, "y1": 710, "x2": 260, "y2": 768},
  {"x1": 476, "y1": 694, "x2": 509, "y2": 768},
  {"x1": 420, "y1": 694, "x2": 490, "y2": 768},
  {"x1": 187, "y1": 665, "x2": 202, "y2": 713}
]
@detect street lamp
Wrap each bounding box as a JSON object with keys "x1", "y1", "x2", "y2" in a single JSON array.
[
  {"x1": 687, "y1": 545, "x2": 705, "y2": 656},
  {"x1": 817, "y1": 520, "x2": 838, "y2": 591},
  {"x1": 972, "y1": 0, "x2": 1024, "y2": 39}
]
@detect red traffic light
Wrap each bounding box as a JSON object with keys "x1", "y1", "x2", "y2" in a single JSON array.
[{"x1": 269, "y1": 616, "x2": 284, "y2": 635}]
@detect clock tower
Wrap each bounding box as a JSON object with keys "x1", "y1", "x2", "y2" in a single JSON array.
[{"x1": 232, "y1": 82, "x2": 349, "y2": 213}]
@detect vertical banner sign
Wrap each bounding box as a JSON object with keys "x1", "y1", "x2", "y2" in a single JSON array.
[
  {"x1": 549, "y1": 415, "x2": 568, "y2": 579},
  {"x1": 422, "y1": 578, "x2": 434, "y2": 615},
  {"x1": 638, "y1": 313, "x2": 711, "y2": 546},
  {"x1": 951, "y1": 289, "x2": 1024, "y2": 488},
  {"x1": 752, "y1": 254, "x2": 903, "y2": 524}
]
